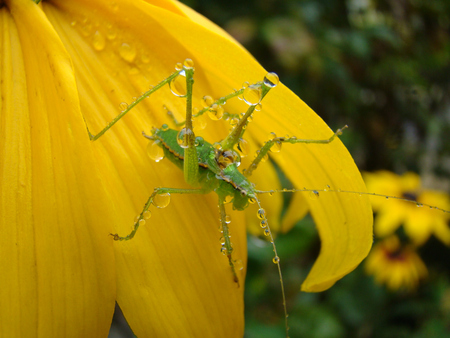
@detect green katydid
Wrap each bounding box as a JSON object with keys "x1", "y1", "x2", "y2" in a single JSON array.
[{"x1": 87, "y1": 59, "x2": 450, "y2": 337}]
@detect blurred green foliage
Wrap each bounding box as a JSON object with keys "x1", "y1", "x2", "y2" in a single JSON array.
[{"x1": 179, "y1": 0, "x2": 450, "y2": 337}]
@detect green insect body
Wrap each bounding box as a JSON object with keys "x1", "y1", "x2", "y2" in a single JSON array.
[{"x1": 87, "y1": 59, "x2": 450, "y2": 337}]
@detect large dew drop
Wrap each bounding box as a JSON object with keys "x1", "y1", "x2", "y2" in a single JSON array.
[
  {"x1": 153, "y1": 193, "x2": 171, "y2": 208},
  {"x1": 119, "y1": 42, "x2": 137, "y2": 63},
  {"x1": 243, "y1": 85, "x2": 263, "y2": 106},
  {"x1": 146, "y1": 140, "x2": 165, "y2": 162},
  {"x1": 177, "y1": 128, "x2": 195, "y2": 148},
  {"x1": 169, "y1": 70, "x2": 187, "y2": 97}
]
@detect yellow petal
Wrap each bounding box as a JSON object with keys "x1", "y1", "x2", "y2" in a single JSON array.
[{"x1": 1, "y1": 0, "x2": 115, "y2": 336}]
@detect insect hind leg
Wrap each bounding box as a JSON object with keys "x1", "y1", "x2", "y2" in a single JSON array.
[{"x1": 111, "y1": 187, "x2": 208, "y2": 241}]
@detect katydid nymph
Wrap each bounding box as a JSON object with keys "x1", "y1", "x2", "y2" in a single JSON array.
[{"x1": 87, "y1": 59, "x2": 449, "y2": 337}]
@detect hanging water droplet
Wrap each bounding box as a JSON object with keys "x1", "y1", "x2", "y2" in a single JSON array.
[
  {"x1": 105, "y1": 24, "x2": 117, "y2": 40},
  {"x1": 260, "y1": 219, "x2": 268, "y2": 228},
  {"x1": 92, "y1": 30, "x2": 106, "y2": 51},
  {"x1": 119, "y1": 42, "x2": 137, "y2": 63},
  {"x1": 263, "y1": 72, "x2": 279, "y2": 88},
  {"x1": 225, "y1": 215, "x2": 231, "y2": 224},
  {"x1": 264, "y1": 228, "x2": 270, "y2": 236},
  {"x1": 138, "y1": 219, "x2": 146, "y2": 227},
  {"x1": 269, "y1": 190, "x2": 275, "y2": 196},
  {"x1": 153, "y1": 193, "x2": 171, "y2": 208},
  {"x1": 416, "y1": 202, "x2": 423, "y2": 207},
  {"x1": 220, "y1": 246, "x2": 228, "y2": 255},
  {"x1": 177, "y1": 128, "x2": 194, "y2": 148},
  {"x1": 169, "y1": 70, "x2": 187, "y2": 97},
  {"x1": 236, "y1": 138, "x2": 250, "y2": 158},
  {"x1": 272, "y1": 256, "x2": 280, "y2": 264},
  {"x1": 254, "y1": 103, "x2": 262, "y2": 111},
  {"x1": 270, "y1": 140, "x2": 282, "y2": 153},
  {"x1": 143, "y1": 210, "x2": 151, "y2": 220},
  {"x1": 183, "y1": 58, "x2": 194, "y2": 69},
  {"x1": 249, "y1": 197, "x2": 256, "y2": 204},
  {"x1": 268, "y1": 132, "x2": 277, "y2": 141},
  {"x1": 203, "y1": 95, "x2": 215, "y2": 107},
  {"x1": 175, "y1": 63, "x2": 183, "y2": 71},
  {"x1": 119, "y1": 102, "x2": 128, "y2": 112},
  {"x1": 229, "y1": 117, "x2": 239, "y2": 126},
  {"x1": 146, "y1": 140, "x2": 165, "y2": 162},
  {"x1": 309, "y1": 190, "x2": 320, "y2": 200},
  {"x1": 257, "y1": 208, "x2": 266, "y2": 220},
  {"x1": 243, "y1": 84, "x2": 263, "y2": 106},
  {"x1": 207, "y1": 104, "x2": 224, "y2": 121}
]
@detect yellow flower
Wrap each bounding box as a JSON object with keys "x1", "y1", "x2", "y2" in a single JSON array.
[
  {"x1": 1, "y1": 0, "x2": 372, "y2": 336},
  {"x1": 365, "y1": 236, "x2": 428, "y2": 291},
  {"x1": 364, "y1": 171, "x2": 450, "y2": 246}
]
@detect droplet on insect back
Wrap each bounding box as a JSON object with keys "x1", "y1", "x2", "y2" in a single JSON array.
[
  {"x1": 263, "y1": 72, "x2": 279, "y2": 88},
  {"x1": 217, "y1": 150, "x2": 241, "y2": 168},
  {"x1": 143, "y1": 210, "x2": 151, "y2": 220},
  {"x1": 92, "y1": 30, "x2": 106, "y2": 51},
  {"x1": 309, "y1": 190, "x2": 320, "y2": 200},
  {"x1": 177, "y1": 128, "x2": 194, "y2": 148},
  {"x1": 236, "y1": 138, "x2": 250, "y2": 158},
  {"x1": 243, "y1": 84, "x2": 263, "y2": 106},
  {"x1": 119, "y1": 42, "x2": 136, "y2": 63},
  {"x1": 270, "y1": 140, "x2": 282, "y2": 153},
  {"x1": 119, "y1": 102, "x2": 128, "y2": 112},
  {"x1": 257, "y1": 208, "x2": 266, "y2": 220},
  {"x1": 169, "y1": 70, "x2": 187, "y2": 97},
  {"x1": 272, "y1": 256, "x2": 280, "y2": 264},
  {"x1": 161, "y1": 124, "x2": 169, "y2": 131},
  {"x1": 146, "y1": 140, "x2": 165, "y2": 162},
  {"x1": 225, "y1": 215, "x2": 231, "y2": 224},
  {"x1": 202, "y1": 95, "x2": 215, "y2": 107},
  {"x1": 153, "y1": 193, "x2": 171, "y2": 208},
  {"x1": 183, "y1": 58, "x2": 194, "y2": 69}
]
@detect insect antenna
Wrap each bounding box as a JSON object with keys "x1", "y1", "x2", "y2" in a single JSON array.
[
  {"x1": 254, "y1": 195, "x2": 290, "y2": 338},
  {"x1": 256, "y1": 188, "x2": 450, "y2": 214}
]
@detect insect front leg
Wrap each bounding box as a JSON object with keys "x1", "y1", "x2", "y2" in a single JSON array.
[
  {"x1": 244, "y1": 126, "x2": 348, "y2": 177},
  {"x1": 111, "y1": 187, "x2": 208, "y2": 241}
]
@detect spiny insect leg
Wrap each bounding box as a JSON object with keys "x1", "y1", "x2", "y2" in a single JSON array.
[
  {"x1": 87, "y1": 70, "x2": 183, "y2": 141},
  {"x1": 244, "y1": 126, "x2": 348, "y2": 177},
  {"x1": 111, "y1": 187, "x2": 208, "y2": 241},
  {"x1": 218, "y1": 197, "x2": 240, "y2": 287}
]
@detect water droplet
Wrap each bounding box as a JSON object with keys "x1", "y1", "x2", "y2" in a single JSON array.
[
  {"x1": 308, "y1": 190, "x2": 320, "y2": 200},
  {"x1": 141, "y1": 53, "x2": 150, "y2": 64},
  {"x1": 92, "y1": 30, "x2": 106, "y2": 51},
  {"x1": 161, "y1": 124, "x2": 169, "y2": 131},
  {"x1": 229, "y1": 117, "x2": 239, "y2": 126},
  {"x1": 234, "y1": 259, "x2": 244, "y2": 271},
  {"x1": 177, "y1": 128, "x2": 194, "y2": 148},
  {"x1": 264, "y1": 228, "x2": 270, "y2": 236},
  {"x1": 207, "y1": 104, "x2": 224, "y2": 121},
  {"x1": 268, "y1": 132, "x2": 277, "y2": 141},
  {"x1": 257, "y1": 208, "x2": 265, "y2": 220},
  {"x1": 169, "y1": 70, "x2": 187, "y2": 97},
  {"x1": 119, "y1": 43, "x2": 137, "y2": 63},
  {"x1": 213, "y1": 142, "x2": 222, "y2": 150},
  {"x1": 153, "y1": 193, "x2": 171, "y2": 208},
  {"x1": 216, "y1": 149, "x2": 241, "y2": 168},
  {"x1": 119, "y1": 102, "x2": 128, "y2": 112},
  {"x1": 260, "y1": 219, "x2": 268, "y2": 228},
  {"x1": 264, "y1": 72, "x2": 279, "y2": 88},
  {"x1": 225, "y1": 215, "x2": 231, "y2": 224},
  {"x1": 105, "y1": 24, "x2": 117, "y2": 40},
  {"x1": 243, "y1": 84, "x2": 263, "y2": 106},
  {"x1": 143, "y1": 210, "x2": 151, "y2": 220},
  {"x1": 273, "y1": 256, "x2": 280, "y2": 264},
  {"x1": 220, "y1": 247, "x2": 228, "y2": 255},
  {"x1": 183, "y1": 58, "x2": 194, "y2": 69},
  {"x1": 146, "y1": 140, "x2": 165, "y2": 162},
  {"x1": 236, "y1": 138, "x2": 249, "y2": 158},
  {"x1": 203, "y1": 95, "x2": 215, "y2": 107},
  {"x1": 270, "y1": 140, "x2": 282, "y2": 153},
  {"x1": 249, "y1": 197, "x2": 256, "y2": 204},
  {"x1": 138, "y1": 219, "x2": 146, "y2": 227},
  {"x1": 254, "y1": 103, "x2": 262, "y2": 111},
  {"x1": 175, "y1": 63, "x2": 183, "y2": 71},
  {"x1": 269, "y1": 190, "x2": 275, "y2": 196},
  {"x1": 416, "y1": 203, "x2": 423, "y2": 207}
]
